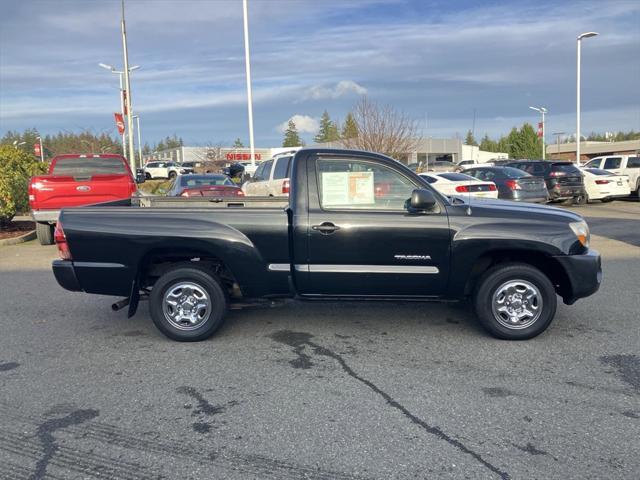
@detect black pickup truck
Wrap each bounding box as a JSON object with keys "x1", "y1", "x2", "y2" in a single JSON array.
[{"x1": 52, "y1": 148, "x2": 601, "y2": 341}]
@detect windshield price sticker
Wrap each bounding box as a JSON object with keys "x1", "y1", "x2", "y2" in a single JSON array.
[{"x1": 322, "y1": 172, "x2": 374, "y2": 206}]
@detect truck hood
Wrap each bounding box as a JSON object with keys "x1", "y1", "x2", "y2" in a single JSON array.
[{"x1": 448, "y1": 196, "x2": 583, "y2": 223}]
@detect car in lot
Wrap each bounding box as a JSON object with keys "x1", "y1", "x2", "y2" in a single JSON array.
[
  {"x1": 28, "y1": 154, "x2": 139, "y2": 245},
  {"x1": 464, "y1": 166, "x2": 549, "y2": 203},
  {"x1": 505, "y1": 160, "x2": 585, "y2": 204},
  {"x1": 423, "y1": 160, "x2": 457, "y2": 172},
  {"x1": 242, "y1": 154, "x2": 292, "y2": 196},
  {"x1": 418, "y1": 172, "x2": 498, "y2": 199},
  {"x1": 166, "y1": 174, "x2": 244, "y2": 197},
  {"x1": 143, "y1": 161, "x2": 193, "y2": 180},
  {"x1": 580, "y1": 168, "x2": 630, "y2": 203},
  {"x1": 582, "y1": 155, "x2": 640, "y2": 197},
  {"x1": 52, "y1": 148, "x2": 601, "y2": 343}
]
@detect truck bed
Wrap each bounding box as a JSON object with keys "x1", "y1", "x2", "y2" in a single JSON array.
[{"x1": 135, "y1": 195, "x2": 289, "y2": 209}]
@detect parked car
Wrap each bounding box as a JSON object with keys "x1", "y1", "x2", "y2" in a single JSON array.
[
  {"x1": 28, "y1": 154, "x2": 140, "y2": 245},
  {"x1": 464, "y1": 166, "x2": 549, "y2": 203},
  {"x1": 582, "y1": 155, "x2": 640, "y2": 197},
  {"x1": 242, "y1": 154, "x2": 292, "y2": 196},
  {"x1": 505, "y1": 160, "x2": 585, "y2": 204},
  {"x1": 580, "y1": 168, "x2": 630, "y2": 203},
  {"x1": 143, "y1": 161, "x2": 193, "y2": 179},
  {"x1": 52, "y1": 148, "x2": 601, "y2": 342},
  {"x1": 423, "y1": 160, "x2": 457, "y2": 172},
  {"x1": 166, "y1": 174, "x2": 244, "y2": 197},
  {"x1": 419, "y1": 172, "x2": 498, "y2": 199}
]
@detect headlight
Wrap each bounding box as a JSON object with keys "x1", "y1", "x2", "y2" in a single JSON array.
[{"x1": 569, "y1": 221, "x2": 590, "y2": 249}]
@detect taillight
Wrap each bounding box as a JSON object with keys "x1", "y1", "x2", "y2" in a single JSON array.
[
  {"x1": 236, "y1": 190, "x2": 245, "y2": 196},
  {"x1": 488, "y1": 184, "x2": 497, "y2": 191},
  {"x1": 595, "y1": 179, "x2": 610, "y2": 185},
  {"x1": 455, "y1": 185, "x2": 469, "y2": 193},
  {"x1": 549, "y1": 171, "x2": 563, "y2": 177},
  {"x1": 282, "y1": 179, "x2": 290, "y2": 194},
  {"x1": 180, "y1": 191, "x2": 189, "y2": 197},
  {"x1": 54, "y1": 223, "x2": 72, "y2": 260},
  {"x1": 505, "y1": 180, "x2": 521, "y2": 190}
]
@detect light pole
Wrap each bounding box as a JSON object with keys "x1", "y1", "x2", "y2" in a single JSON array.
[
  {"x1": 529, "y1": 106, "x2": 547, "y2": 160},
  {"x1": 133, "y1": 115, "x2": 142, "y2": 168},
  {"x1": 99, "y1": 62, "x2": 139, "y2": 157},
  {"x1": 242, "y1": 0, "x2": 256, "y2": 168},
  {"x1": 552, "y1": 132, "x2": 565, "y2": 158},
  {"x1": 12, "y1": 141, "x2": 26, "y2": 149},
  {"x1": 120, "y1": 0, "x2": 136, "y2": 172},
  {"x1": 576, "y1": 31, "x2": 599, "y2": 164}
]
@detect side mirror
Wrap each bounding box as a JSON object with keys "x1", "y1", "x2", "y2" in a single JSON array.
[
  {"x1": 409, "y1": 188, "x2": 436, "y2": 211},
  {"x1": 135, "y1": 168, "x2": 146, "y2": 184}
]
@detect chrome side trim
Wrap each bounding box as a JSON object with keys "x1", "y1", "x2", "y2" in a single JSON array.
[
  {"x1": 295, "y1": 264, "x2": 439, "y2": 274},
  {"x1": 267, "y1": 263, "x2": 290, "y2": 272}
]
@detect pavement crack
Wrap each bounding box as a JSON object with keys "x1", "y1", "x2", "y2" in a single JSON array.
[
  {"x1": 30, "y1": 408, "x2": 99, "y2": 480},
  {"x1": 270, "y1": 330, "x2": 511, "y2": 480},
  {"x1": 177, "y1": 386, "x2": 225, "y2": 416}
]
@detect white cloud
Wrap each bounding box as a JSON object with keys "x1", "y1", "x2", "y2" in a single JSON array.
[
  {"x1": 303, "y1": 80, "x2": 367, "y2": 100},
  {"x1": 277, "y1": 115, "x2": 319, "y2": 134}
]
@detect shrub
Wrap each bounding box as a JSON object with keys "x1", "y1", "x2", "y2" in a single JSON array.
[{"x1": 0, "y1": 145, "x2": 47, "y2": 226}]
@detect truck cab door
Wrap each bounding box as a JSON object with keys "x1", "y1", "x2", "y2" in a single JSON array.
[{"x1": 294, "y1": 154, "x2": 451, "y2": 297}]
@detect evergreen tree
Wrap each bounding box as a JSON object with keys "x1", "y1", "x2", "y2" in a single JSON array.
[
  {"x1": 314, "y1": 110, "x2": 339, "y2": 143},
  {"x1": 464, "y1": 130, "x2": 478, "y2": 146},
  {"x1": 282, "y1": 120, "x2": 304, "y2": 147},
  {"x1": 233, "y1": 138, "x2": 244, "y2": 148},
  {"x1": 341, "y1": 112, "x2": 358, "y2": 139},
  {"x1": 142, "y1": 142, "x2": 152, "y2": 155}
]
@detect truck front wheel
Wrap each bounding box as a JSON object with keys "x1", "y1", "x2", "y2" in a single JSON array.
[
  {"x1": 36, "y1": 222, "x2": 54, "y2": 245},
  {"x1": 149, "y1": 267, "x2": 227, "y2": 341},
  {"x1": 473, "y1": 263, "x2": 557, "y2": 340}
]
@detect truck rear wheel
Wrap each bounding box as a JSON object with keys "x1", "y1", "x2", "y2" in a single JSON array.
[
  {"x1": 473, "y1": 263, "x2": 557, "y2": 340},
  {"x1": 149, "y1": 267, "x2": 227, "y2": 341},
  {"x1": 36, "y1": 222, "x2": 54, "y2": 245}
]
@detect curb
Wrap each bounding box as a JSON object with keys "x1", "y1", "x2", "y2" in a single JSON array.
[{"x1": 0, "y1": 230, "x2": 36, "y2": 246}]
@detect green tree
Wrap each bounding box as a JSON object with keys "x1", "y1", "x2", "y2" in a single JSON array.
[
  {"x1": 0, "y1": 144, "x2": 47, "y2": 225},
  {"x1": 282, "y1": 120, "x2": 304, "y2": 147},
  {"x1": 142, "y1": 142, "x2": 152, "y2": 155},
  {"x1": 479, "y1": 134, "x2": 498, "y2": 152},
  {"x1": 314, "y1": 110, "x2": 339, "y2": 143},
  {"x1": 233, "y1": 138, "x2": 244, "y2": 148},
  {"x1": 341, "y1": 112, "x2": 358, "y2": 139},
  {"x1": 464, "y1": 130, "x2": 478, "y2": 146}
]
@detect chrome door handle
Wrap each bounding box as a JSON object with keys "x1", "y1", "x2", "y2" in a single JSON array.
[{"x1": 312, "y1": 222, "x2": 340, "y2": 234}]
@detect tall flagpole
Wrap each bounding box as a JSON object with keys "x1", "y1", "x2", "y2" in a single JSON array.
[
  {"x1": 121, "y1": 0, "x2": 136, "y2": 171},
  {"x1": 242, "y1": 0, "x2": 256, "y2": 168}
]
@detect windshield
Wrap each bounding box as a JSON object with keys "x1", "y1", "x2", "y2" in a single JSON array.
[
  {"x1": 52, "y1": 157, "x2": 127, "y2": 175},
  {"x1": 181, "y1": 175, "x2": 234, "y2": 187},
  {"x1": 552, "y1": 163, "x2": 581, "y2": 174},
  {"x1": 438, "y1": 173, "x2": 476, "y2": 181},
  {"x1": 585, "y1": 168, "x2": 613, "y2": 176},
  {"x1": 501, "y1": 167, "x2": 531, "y2": 179}
]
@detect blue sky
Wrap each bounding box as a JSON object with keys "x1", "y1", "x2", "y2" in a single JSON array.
[{"x1": 1, "y1": 0, "x2": 639, "y2": 147}]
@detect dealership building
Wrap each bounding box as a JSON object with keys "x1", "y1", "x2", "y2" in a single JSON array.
[
  {"x1": 145, "y1": 137, "x2": 506, "y2": 166},
  {"x1": 546, "y1": 139, "x2": 640, "y2": 161}
]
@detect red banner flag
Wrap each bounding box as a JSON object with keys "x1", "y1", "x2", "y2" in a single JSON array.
[
  {"x1": 114, "y1": 113, "x2": 125, "y2": 135},
  {"x1": 122, "y1": 90, "x2": 128, "y2": 115},
  {"x1": 34, "y1": 143, "x2": 41, "y2": 156},
  {"x1": 537, "y1": 122, "x2": 543, "y2": 138}
]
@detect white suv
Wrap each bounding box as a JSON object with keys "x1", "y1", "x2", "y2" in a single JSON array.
[
  {"x1": 242, "y1": 155, "x2": 292, "y2": 196},
  {"x1": 583, "y1": 155, "x2": 640, "y2": 196},
  {"x1": 143, "y1": 161, "x2": 193, "y2": 180}
]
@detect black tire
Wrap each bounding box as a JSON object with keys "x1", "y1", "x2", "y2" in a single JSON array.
[
  {"x1": 149, "y1": 267, "x2": 227, "y2": 342},
  {"x1": 145, "y1": 172, "x2": 151, "y2": 180},
  {"x1": 473, "y1": 263, "x2": 557, "y2": 340},
  {"x1": 168, "y1": 171, "x2": 177, "y2": 179},
  {"x1": 36, "y1": 222, "x2": 54, "y2": 245},
  {"x1": 600, "y1": 197, "x2": 613, "y2": 203},
  {"x1": 572, "y1": 193, "x2": 587, "y2": 206}
]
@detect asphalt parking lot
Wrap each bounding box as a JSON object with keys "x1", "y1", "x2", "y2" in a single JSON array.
[{"x1": 1, "y1": 200, "x2": 638, "y2": 480}]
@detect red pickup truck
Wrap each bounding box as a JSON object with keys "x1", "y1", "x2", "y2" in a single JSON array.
[{"x1": 29, "y1": 154, "x2": 138, "y2": 245}]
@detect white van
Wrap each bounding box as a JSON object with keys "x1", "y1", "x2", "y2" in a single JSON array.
[
  {"x1": 242, "y1": 155, "x2": 292, "y2": 196},
  {"x1": 583, "y1": 155, "x2": 640, "y2": 196}
]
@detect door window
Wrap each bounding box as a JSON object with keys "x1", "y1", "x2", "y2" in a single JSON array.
[
  {"x1": 627, "y1": 157, "x2": 640, "y2": 168},
  {"x1": 316, "y1": 158, "x2": 417, "y2": 210},
  {"x1": 604, "y1": 157, "x2": 622, "y2": 169},
  {"x1": 273, "y1": 157, "x2": 291, "y2": 180},
  {"x1": 253, "y1": 162, "x2": 266, "y2": 181},
  {"x1": 261, "y1": 160, "x2": 274, "y2": 180},
  {"x1": 584, "y1": 158, "x2": 601, "y2": 168}
]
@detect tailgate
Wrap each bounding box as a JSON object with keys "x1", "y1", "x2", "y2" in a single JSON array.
[
  {"x1": 518, "y1": 177, "x2": 546, "y2": 191},
  {"x1": 31, "y1": 175, "x2": 134, "y2": 210}
]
